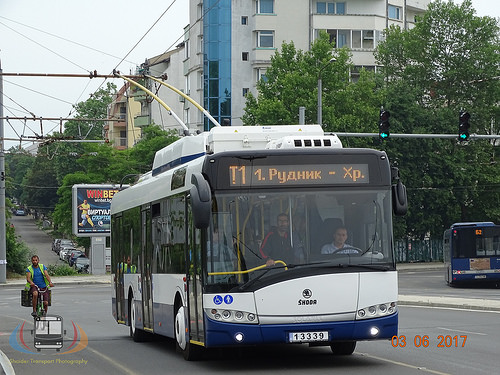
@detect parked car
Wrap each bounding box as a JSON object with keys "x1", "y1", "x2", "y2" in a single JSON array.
[
  {"x1": 15, "y1": 209, "x2": 26, "y2": 216},
  {"x1": 55, "y1": 239, "x2": 74, "y2": 255},
  {"x1": 68, "y1": 251, "x2": 85, "y2": 267},
  {"x1": 64, "y1": 248, "x2": 81, "y2": 263},
  {"x1": 52, "y1": 239, "x2": 62, "y2": 252},
  {"x1": 74, "y1": 257, "x2": 90, "y2": 273},
  {"x1": 59, "y1": 247, "x2": 76, "y2": 261}
]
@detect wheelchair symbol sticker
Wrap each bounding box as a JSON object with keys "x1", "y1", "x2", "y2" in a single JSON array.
[{"x1": 213, "y1": 295, "x2": 223, "y2": 305}]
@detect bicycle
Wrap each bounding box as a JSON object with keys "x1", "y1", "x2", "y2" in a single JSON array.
[{"x1": 31, "y1": 285, "x2": 49, "y2": 318}]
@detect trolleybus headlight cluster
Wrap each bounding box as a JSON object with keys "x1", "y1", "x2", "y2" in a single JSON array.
[
  {"x1": 356, "y1": 302, "x2": 397, "y2": 320},
  {"x1": 206, "y1": 308, "x2": 259, "y2": 324}
]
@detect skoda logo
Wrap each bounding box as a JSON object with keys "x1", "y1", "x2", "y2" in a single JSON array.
[{"x1": 302, "y1": 289, "x2": 312, "y2": 299}]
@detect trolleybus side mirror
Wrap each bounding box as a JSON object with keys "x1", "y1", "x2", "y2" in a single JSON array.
[
  {"x1": 392, "y1": 180, "x2": 408, "y2": 216},
  {"x1": 190, "y1": 173, "x2": 211, "y2": 229}
]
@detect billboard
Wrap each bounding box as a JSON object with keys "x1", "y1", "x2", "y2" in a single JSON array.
[{"x1": 72, "y1": 184, "x2": 119, "y2": 237}]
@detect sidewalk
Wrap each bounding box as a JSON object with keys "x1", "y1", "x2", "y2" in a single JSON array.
[{"x1": 0, "y1": 274, "x2": 111, "y2": 287}]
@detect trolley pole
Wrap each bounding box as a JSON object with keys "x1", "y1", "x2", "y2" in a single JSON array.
[{"x1": 0, "y1": 58, "x2": 7, "y2": 283}]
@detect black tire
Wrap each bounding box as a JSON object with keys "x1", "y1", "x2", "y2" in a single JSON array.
[
  {"x1": 129, "y1": 295, "x2": 148, "y2": 342},
  {"x1": 330, "y1": 341, "x2": 356, "y2": 355},
  {"x1": 174, "y1": 304, "x2": 202, "y2": 361}
]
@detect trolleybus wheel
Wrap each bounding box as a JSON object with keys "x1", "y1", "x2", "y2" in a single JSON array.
[
  {"x1": 175, "y1": 305, "x2": 202, "y2": 360},
  {"x1": 129, "y1": 295, "x2": 148, "y2": 342},
  {"x1": 330, "y1": 341, "x2": 356, "y2": 355}
]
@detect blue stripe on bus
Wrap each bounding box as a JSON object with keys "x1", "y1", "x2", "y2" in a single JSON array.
[
  {"x1": 152, "y1": 152, "x2": 206, "y2": 176},
  {"x1": 203, "y1": 312, "x2": 398, "y2": 347}
]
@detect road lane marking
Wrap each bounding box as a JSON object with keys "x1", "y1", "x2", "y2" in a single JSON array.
[
  {"x1": 85, "y1": 346, "x2": 139, "y2": 375},
  {"x1": 437, "y1": 327, "x2": 487, "y2": 336},
  {"x1": 358, "y1": 352, "x2": 451, "y2": 375}
]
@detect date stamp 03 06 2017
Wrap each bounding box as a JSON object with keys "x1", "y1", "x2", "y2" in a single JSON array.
[{"x1": 391, "y1": 335, "x2": 467, "y2": 348}]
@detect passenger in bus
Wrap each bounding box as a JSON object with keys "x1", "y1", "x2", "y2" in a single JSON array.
[
  {"x1": 321, "y1": 226, "x2": 359, "y2": 255},
  {"x1": 260, "y1": 213, "x2": 296, "y2": 266}
]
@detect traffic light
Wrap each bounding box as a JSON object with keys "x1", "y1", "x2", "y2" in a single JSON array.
[
  {"x1": 379, "y1": 110, "x2": 390, "y2": 139},
  {"x1": 458, "y1": 111, "x2": 470, "y2": 141}
]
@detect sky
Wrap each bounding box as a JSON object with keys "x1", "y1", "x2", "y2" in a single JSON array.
[
  {"x1": 0, "y1": 0, "x2": 189, "y2": 150},
  {"x1": 0, "y1": 0, "x2": 498, "y2": 151}
]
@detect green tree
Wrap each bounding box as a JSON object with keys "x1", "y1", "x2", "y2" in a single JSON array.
[
  {"x1": 375, "y1": 0, "x2": 500, "y2": 238},
  {"x1": 63, "y1": 82, "x2": 116, "y2": 141},
  {"x1": 242, "y1": 32, "x2": 385, "y2": 137},
  {"x1": 51, "y1": 125, "x2": 179, "y2": 239},
  {"x1": 5, "y1": 148, "x2": 34, "y2": 203},
  {"x1": 21, "y1": 155, "x2": 59, "y2": 214},
  {"x1": 5, "y1": 220, "x2": 30, "y2": 275}
]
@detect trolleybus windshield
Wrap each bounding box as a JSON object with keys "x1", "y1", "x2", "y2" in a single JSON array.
[{"x1": 204, "y1": 188, "x2": 394, "y2": 292}]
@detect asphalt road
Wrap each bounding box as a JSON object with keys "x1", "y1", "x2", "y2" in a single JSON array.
[
  {"x1": 1, "y1": 285, "x2": 499, "y2": 375},
  {"x1": 2, "y1": 215, "x2": 500, "y2": 374},
  {"x1": 9, "y1": 214, "x2": 64, "y2": 266}
]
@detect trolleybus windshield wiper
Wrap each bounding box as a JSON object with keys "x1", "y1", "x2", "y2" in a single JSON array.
[
  {"x1": 237, "y1": 263, "x2": 289, "y2": 291},
  {"x1": 310, "y1": 262, "x2": 391, "y2": 272}
]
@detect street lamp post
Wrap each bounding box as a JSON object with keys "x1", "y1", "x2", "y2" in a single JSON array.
[{"x1": 317, "y1": 57, "x2": 336, "y2": 127}]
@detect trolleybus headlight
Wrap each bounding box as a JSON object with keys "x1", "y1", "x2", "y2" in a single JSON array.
[
  {"x1": 370, "y1": 327, "x2": 380, "y2": 337},
  {"x1": 205, "y1": 308, "x2": 259, "y2": 324},
  {"x1": 388, "y1": 302, "x2": 396, "y2": 313},
  {"x1": 234, "y1": 333, "x2": 244, "y2": 343},
  {"x1": 356, "y1": 301, "x2": 398, "y2": 320}
]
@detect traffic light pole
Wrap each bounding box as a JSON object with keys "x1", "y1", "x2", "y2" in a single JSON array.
[
  {"x1": 330, "y1": 132, "x2": 500, "y2": 140},
  {"x1": 0, "y1": 59, "x2": 6, "y2": 283}
]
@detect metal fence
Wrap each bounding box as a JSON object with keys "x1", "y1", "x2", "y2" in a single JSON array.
[{"x1": 395, "y1": 238, "x2": 443, "y2": 263}]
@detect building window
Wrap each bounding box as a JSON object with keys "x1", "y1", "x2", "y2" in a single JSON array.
[
  {"x1": 362, "y1": 30, "x2": 374, "y2": 49},
  {"x1": 316, "y1": 2, "x2": 345, "y2": 14},
  {"x1": 241, "y1": 16, "x2": 248, "y2": 25},
  {"x1": 324, "y1": 29, "x2": 375, "y2": 49},
  {"x1": 257, "y1": 30, "x2": 274, "y2": 48},
  {"x1": 336, "y1": 2, "x2": 345, "y2": 14},
  {"x1": 257, "y1": 0, "x2": 274, "y2": 14},
  {"x1": 242, "y1": 52, "x2": 249, "y2": 61},
  {"x1": 184, "y1": 40, "x2": 190, "y2": 59},
  {"x1": 243, "y1": 88, "x2": 249, "y2": 96},
  {"x1": 257, "y1": 68, "x2": 268, "y2": 82},
  {"x1": 388, "y1": 5, "x2": 401, "y2": 20}
]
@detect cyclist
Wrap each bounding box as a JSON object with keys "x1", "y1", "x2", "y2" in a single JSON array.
[{"x1": 25, "y1": 255, "x2": 54, "y2": 317}]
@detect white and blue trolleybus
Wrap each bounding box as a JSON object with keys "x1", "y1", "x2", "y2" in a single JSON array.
[
  {"x1": 443, "y1": 222, "x2": 500, "y2": 286},
  {"x1": 110, "y1": 125, "x2": 407, "y2": 359}
]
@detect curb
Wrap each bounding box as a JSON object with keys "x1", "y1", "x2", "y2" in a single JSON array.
[
  {"x1": 0, "y1": 276, "x2": 111, "y2": 288},
  {"x1": 399, "y1": 294, "x2": 500, "y2": 312}
]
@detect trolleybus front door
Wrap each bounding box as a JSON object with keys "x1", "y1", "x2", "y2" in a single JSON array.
[{"x1": 142, "y1": 207, "x2": 154, "y2": 331}]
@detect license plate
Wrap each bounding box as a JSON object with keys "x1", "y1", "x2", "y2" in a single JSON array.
[
  {"x1": 475, "y1": 275, "x2": 487, "y2": 279},
  {"x1": 289, "y1": 331, "x2": 329, "y2": 343}
]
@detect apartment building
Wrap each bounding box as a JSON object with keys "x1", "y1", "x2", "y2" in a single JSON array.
[
  {"x1": 119, "y1": 0, "x2": 431, "y2": 143},
  {"x1": 105, "y1": 82, "x2": 141, "y2": 149}
]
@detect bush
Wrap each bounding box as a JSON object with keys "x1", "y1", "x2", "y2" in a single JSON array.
[
  {"x1": 46, "y1": 264, "x2": 78, "y2": 276},
  {"x1": 6, "y1": 223, "x2": 31, "y2": 274}
]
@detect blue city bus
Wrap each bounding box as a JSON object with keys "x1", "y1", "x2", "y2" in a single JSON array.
[{"x1": 443, "y1": 222, "x2": 500, "y2": 286}]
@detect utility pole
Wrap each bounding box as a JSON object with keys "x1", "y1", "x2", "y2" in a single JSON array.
[{"x1": 0, "y1": 58, "x2": 6, "y2": 283}]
